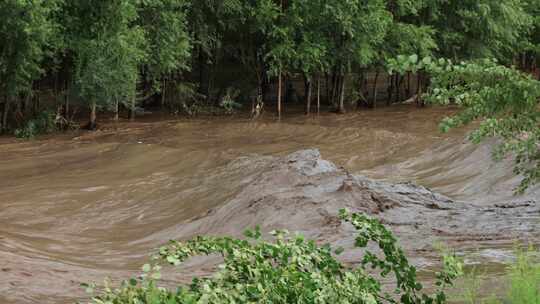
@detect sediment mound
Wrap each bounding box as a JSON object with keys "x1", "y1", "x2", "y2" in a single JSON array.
[{"x1": 170, "y1": 149, "x2": 540, "y2": 266}]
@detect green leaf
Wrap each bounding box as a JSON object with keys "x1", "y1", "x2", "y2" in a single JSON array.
[{"x1": 142, "y1": 263, "x2": 151, "y2": 273}]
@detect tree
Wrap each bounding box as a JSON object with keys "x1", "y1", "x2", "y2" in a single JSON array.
[
  {"x1": 518, "y1": 0, "x2": 540, "y2": 75},
  {"x1": 322, "y1": 0, "x2": 391, "y2": 113},
  {"x1": 67, "y1": 0, "x2": 146, "y2": 128},
  {"x1": 240, "y1": 0, "x2": 281, "y2": 113},
  {"x1": 378, "y1": 0, "x2": 437, "y2": 105},
  {"x1": 187, "y1": 0, "x2": 244, "y2": 102},
  {"x1": 425, "y1": 0, "x2": 532, "y2": 62},
  {"x1": 138, "y1": 0, "x2": 192, "y2": 112},
  {"x1": 280, "y1": 0, "x2": 329, "y2": 115},
  {"x1": 0, "y1": 0, "x2": 62, "y2": 132}
]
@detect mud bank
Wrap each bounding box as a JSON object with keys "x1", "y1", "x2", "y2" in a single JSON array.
[{"x1": 168, "y1": 150, "x2": 539, "y2": 267}]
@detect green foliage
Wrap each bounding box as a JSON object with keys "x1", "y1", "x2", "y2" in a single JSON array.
[
  {"x1": 220, "y1": 87, "x2": 242, "y2": 114},
  {"x1": 388, "y1": 56, "x2": 540, "y2": 192},
  {"x1": 521, "y1": 0, "x2": 540, "y2": 60},
  {"x1": 14, "y1": 111, "x2": 57, "y2": 139},
  {"x1": 86, "y1": 210, "x2": 460, "y2": 304},
  {"x1": 3, "y1": 0, "x2": 540, "y2": 127},
  {"x1": 424, "y1": 0, "x2": 533, "y2": 61},
  {"x1": 263, "y1": 0, "x2": 393, "y2": 85},
  {"x1": 379, "y1": 1, "x2": 437, "y2": 65},
  {"x1": 60, "y1": 0, "x2": 192, "y2": 123},
  {"x1": 172, "y1": 82, "x2": 205, "y2": 116},
  {"x1": 0, "y1": 0, "x2": 62, "y2": 97},
  {"x1": 387, "y1": 54, "x2": 435, "y2": 75},
  {"x1": 68, "y1": 0, "x2": 147, "y2": 110},
  {"x1": 428, "y1": 60, "x2": 540, "y2": 193},
  {"x1": 138, "y1": 0, "x2": 192, "y2": 83}
]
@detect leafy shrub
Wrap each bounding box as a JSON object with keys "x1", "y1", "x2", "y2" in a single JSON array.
[
  {"x1": 14, "y1": 111, "x2": 57, "y2": 139},
  {"x1": 168, "y1": 82, "x2": 206, "y2": 116},
  {"x1": 85, "y1": 210, "x2": 461, "y2": 304},
  {"x1": 219, "y1": 87, "x2": 242, "y2": 114}
]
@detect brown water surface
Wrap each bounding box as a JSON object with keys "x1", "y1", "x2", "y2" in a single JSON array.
[{"x1": 0, "y1": 105, "x2": 537, "y2": 303}]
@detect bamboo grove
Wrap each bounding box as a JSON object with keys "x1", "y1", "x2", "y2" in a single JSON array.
[{"x1": 0, "y1": 0, "x2": 539, "y2": 131}]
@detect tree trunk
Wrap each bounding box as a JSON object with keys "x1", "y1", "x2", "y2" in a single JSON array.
[
  {"x1": 325, "y1": 73, "x2": 330, "y2": 105},
  {"x1": 54, "y1": 72, "x2": 59, "y2": 105},
  {"x1": 257, "y1": 73, "x2": 264, "y2": 102},
  {"x1": 130, "y1": 96, "x2": 136, "y2": 121},
  {"x1": 89, "y1": 101, "x2": 97, "y2": 130},
  {"x1": 277, "y1": 70, "x2": 282, "y2": 119},
  {"x1": 331, "y1": 70, "x2": 338, "y2": 106},
  {"x1": 317, "y1": 76, "x2": 321, "y2": 115},
  {"x1": 416, "y1": 72, "x2": 423, "y2": 107},
  {"x1": 372, "y1": 70, "x2": 380, "y2": 109},
  {"x1": 406, "y1": 72, "x2": 411, "y2": 98},
  {"x1": 356, "y1": 72, "x2": 365, "y2": 110},
  {"x1": 305, "y1": 77, "x2": 312, "y2": 115},
  {"x1": 161, "y1": 79, "x2": 167, "y2": 109},
  {"x1": 34, "y1": 81, "x2": 40, "y2": 115},
  {"x1": 64, "y1": 79, "x2": 70, "y2": 118},
  {"x1": 338, "y1": 74, "x2": 346, "y2": 114},
  {"x1": 284, "y1": 75, "x2": 289, "y2": 104},
  {"x1": 198, "y1": 46, "x2": 204, "y2": 96},
  {"x1": 24, "y1": 92, "x2": 32, "y2": 117},
  {"x1": 395, "y1": 74, "x2": 402, "y2": 103},
  {"x1": 1, "y1": 96, "x2": 9, "y2": 133},
  {"x1": 387, "y1": 74, "x2": 393, "y2": 106},
  {"x1": 114, "y1": 99, "x2": 119, "y2": 121}
]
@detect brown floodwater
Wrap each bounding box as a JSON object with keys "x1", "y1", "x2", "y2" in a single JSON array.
[{"x1": 0, "y1": 105, "x2": 538, "y2": 303}]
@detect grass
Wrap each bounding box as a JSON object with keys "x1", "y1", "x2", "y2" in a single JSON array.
[{"x1": 456, "y1": 246, "x2": 540, "y2": 304}]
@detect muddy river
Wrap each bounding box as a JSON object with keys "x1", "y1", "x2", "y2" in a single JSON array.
[{"x1": 0, "y1": 105, "x2": 538, "y2": 303}]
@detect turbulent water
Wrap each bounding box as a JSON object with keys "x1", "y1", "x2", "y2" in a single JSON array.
[{"x1": 0, "y1": 105, "x2": 538, "y2": 303}]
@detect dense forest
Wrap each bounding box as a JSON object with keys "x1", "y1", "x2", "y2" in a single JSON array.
[{"x1": 0, "y1": 0, "x2": 539, "y2": 126}]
